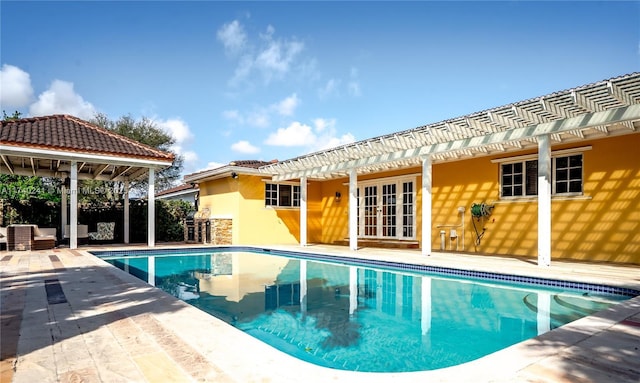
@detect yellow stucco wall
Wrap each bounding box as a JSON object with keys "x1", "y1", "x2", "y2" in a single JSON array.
[
  {"x1": 316, "y1": 134, "x2": 640, "y2": 264},
  {"x1": 197, "y1": 175, "x2": 317, "y2": 245},
  {"x1": 434, "y1": 134, "x2": 640, "y2": 264},
  {"x1": 196, "y1": 133, "x2": 639, "y2": 264}
]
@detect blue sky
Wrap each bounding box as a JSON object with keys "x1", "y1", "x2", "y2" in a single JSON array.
[{"x1": 1, "y1": 1, "x2": 638, "y2": 178}]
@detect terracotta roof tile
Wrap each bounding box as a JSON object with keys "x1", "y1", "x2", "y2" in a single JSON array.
[
  {"x1": 1, "y1": 114, "x2": 174, "y2": 162},
  {"x1": 156, "y1": 183, "x2": 197, "y2": 197}
]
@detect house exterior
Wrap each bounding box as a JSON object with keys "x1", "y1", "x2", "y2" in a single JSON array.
[
  {"x1": 184, "y1": 73, "x2": 640, "y2": 265},
  {"x1": 156, "y1": 183, "x2": 199, "y2": 205}
]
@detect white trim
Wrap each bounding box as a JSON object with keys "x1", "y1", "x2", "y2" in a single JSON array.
[
  {"x1": 261, "y1": 179, "x2": 301, "y2": 186},
  {"x1": 342, "y1": 172, "x2": 422, "y2": 185},
  {"x1": 0, "y1": 145, "x2": 172, "y2": 168},
  {"x1": 491, "y1": 146, "x2": 592, "y2": 163}
]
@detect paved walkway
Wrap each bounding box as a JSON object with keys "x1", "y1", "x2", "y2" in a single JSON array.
[{"x1": 1, "y1": 245, "x2": 639, "y2": 383}]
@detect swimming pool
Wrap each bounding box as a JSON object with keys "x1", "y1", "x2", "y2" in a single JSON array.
[{"x1": 93, "y1": 247, "x2": 636, "y2": 373}]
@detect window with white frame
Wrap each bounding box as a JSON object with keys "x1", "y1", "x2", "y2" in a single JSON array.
[
  {"x1": 265, "y1": 183, "x2": 300, "y2": 207},
  {"x1": 499, "y1": 153, "x2": 583, "y2": 198}
]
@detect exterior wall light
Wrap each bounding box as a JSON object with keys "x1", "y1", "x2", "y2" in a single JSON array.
[
  {"x1": 231, "y1": 172, "x2": 239, "y2": 179},
  {"x1": 335, "y1": 191, "x2": 341, "y2": 201}
]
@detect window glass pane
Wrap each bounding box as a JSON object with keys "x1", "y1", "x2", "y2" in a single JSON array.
[
  {"x1": 513, "y1": 174, "x2": 523, "y2": 184},
  {"x1": 503, "y1": 163, "x2": 512, "y2": 173},
  {"x1": 525, "y1": 160, "x2": 538, "y2": 196},
  {"x1": 279, "y1": 184, "x2": 291, "y2": 206},
  {"x1": 569, "y1": 155, "x2": 582, "y2": 167},
  {"x1": 502, "y1": 174, "x2": 512, "y2": 185},
  {"x1": 513, "y1": 162, "x2": 522, "y2": 173},
  {"x1": 569, "y1": 168, "x2": 581, "y2": 179},
  {"x1": 556, "y1": 157, "x2": 568, "y2": 168},
  {"x1": 293, "y1": 186, "x2": 300, "y2": 207},
  {"x1": 556, "y1": 183, "x2": 567, "y2": 194},
  {"x1": 514, "y1": 185, "x2": 522, "y2": 195},
  {"x1": 265, "y1": 184, "x2": 277, "y2": 206},
  {"x1": 556, "y1": 169, "x2": 568, "y2": 181},
  {"x1": 569, "y1": 181, "x2": 582, "y2": 193}
]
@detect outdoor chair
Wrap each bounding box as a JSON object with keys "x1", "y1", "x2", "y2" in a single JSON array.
[
  {"x1": 33, "y1": 227, "x2": 57, "y2": 250},
  {"x1": 0, "y1": 227, "x2": 6, "y2": 250},
  {"x1": 89, "y1": 222, "x2": 115, "y2": 242},
  {"x1": 64, "y1": 224, "x2": 89, "y2": 245}
]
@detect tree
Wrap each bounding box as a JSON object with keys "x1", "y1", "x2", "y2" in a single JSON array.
[
  {"x1": 1, "y1": 110, "x2": 62, "y2": 225},
  {"x1": 2, "y1": 110, "x2": 22, "y2": 120},
  {"x1": 90, "y1": 113, "x2": 183, "y2": 197}
]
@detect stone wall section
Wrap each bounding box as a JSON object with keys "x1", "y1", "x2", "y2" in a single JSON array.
[{"x1": 211, "y1": 218, "x2": 232, "y2": 245}]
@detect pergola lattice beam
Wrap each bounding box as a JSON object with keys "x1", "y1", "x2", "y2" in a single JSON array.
[{"x1": 271, "y1": 104, "x2": 640, "y2": 181}]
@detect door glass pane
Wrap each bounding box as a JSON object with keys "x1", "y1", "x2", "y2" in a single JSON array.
[
  {"x1": 364, "y1": 186, "x2": 377, "y2": 236},
  {"x1": 382, "y1": 184, "x2": 396, "y2": 237},
  {"x1": 402, "y1": 181, "x2": 414, "y2": 238}
]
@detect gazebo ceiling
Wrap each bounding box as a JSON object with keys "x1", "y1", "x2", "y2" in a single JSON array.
[
  {"x1": 261, "y1": 72, "x2": 640, "y2": 181},
  {"x1": 0, "y1": 115, "x2": 174, "y2": 181}
]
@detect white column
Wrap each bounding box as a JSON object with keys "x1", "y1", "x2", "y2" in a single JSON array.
[
  {"x1": 124, "y1": 179, "x2": 130, "y2": 244},
  {"x1": 537, "y1": 291, "x2": 551, "y2": 335},
  {"x1": 148, "y1": 168, "x2": 155, "y2": 247},
  {"x1": 61, "y1": 183, "x2": 67, "y2": 240},
  {"x1": 300, "y1": 260, "x2": 307, "y2": 316},
  {"x1": 349, "y1": 266, "x2": 358, "y2": 317},
  {"x1": 147, "y1": 256, "x2": 155, "y2": 286},
  {"x1": 538, "y1": 135, "x2": 551, "y2": 266},
  {"x1": 300, "y1": 176, "x2": 307, "y2": 246},
  {"x1": 421, "y1": 276, "x2": 432, "y2": 335},
  {"x1": 348, "y1": 168, "x2": 358, "y2": 251},
  {"x1": 421, "y1": 156, "x2": 432, "y2": 256},
  {"x1": 70, "y1": 162, "x2": 78, "y2": 249}
]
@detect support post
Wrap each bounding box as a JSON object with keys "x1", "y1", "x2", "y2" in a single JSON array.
[
  {"x1": 421, "y1": 156, "x2": 432, "y2": 256},
  {"x1": 61, "y1": 182, "x2": 67, "y2": 240},
  {"x1": 349, "y1": 168, "x2": 358, "y2": 251},
  {"x1": 70, "y1": 162, "x2": 78, "y2": 249},
  {"x1": 124, "y1": 179, "x2": 130, "y2": 244},
  {"x1": 148, "y1": 168, "x2": 155, "y2": 247},
  {"x1": 538, "y1": 135, "x2": 551, "y2": 266},
  {"x1": 300, "y1": 176, "x2": 307, "y2": 246}
]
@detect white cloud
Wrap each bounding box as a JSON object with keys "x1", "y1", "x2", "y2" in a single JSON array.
[
  {"x1": 222, "y1": 109, "x2": 244, "y2": 124},
  {"x1": 217, "y1": 20, "x2": 247, "y2": 56},
  {"x1": 316, "y1": 132, "x2": 356, "y2": 151},
  {"x1": 318, "y1": 78, "x2": 339, "y2": 99},
  {"x1": 220, "y1": 20, "x2": 307, "y2": 86},
  {"x1": 29, "y1": 80, "x2": 96, "y2": 119},
  {"x1": 272, "y1": 93, "x2": 299, "y2": 116},
  {"x1": 265, "y1": 118, "x2": 355, "y2": 152},
  {"x1": 246, "y1": 110, "x2": 270, "y2": 128},
  {"x1": 313, "y1": 117, "x2": 335, "y2": 133},
  {"x1": 264, "y1": 121, "x2": 316, "y2": 147},
  {"x1": 231, "y1": 140, "x2": 260, "y2": 154},
  {"x1": 348, "y1": 67, "x2": 361, "y2": 97},
  {"x1": 318, "y1": 67, "x2": 361, "y2": 99},
  {"x1": 156, "y1": 117, "x2": 193, "y2": 145},
  {"x1": 154, "y1": 117, "x2": 198, "y2": 171},
  {"x1": 0, "y1": 64, "x2": 34, "y2": 108}
]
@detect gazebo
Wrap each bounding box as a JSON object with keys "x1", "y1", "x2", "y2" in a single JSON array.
[{"x1": 0, "y1": 114, "x2": 175, "y2": 249}]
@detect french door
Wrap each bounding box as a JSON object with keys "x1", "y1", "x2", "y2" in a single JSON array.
[{"x1": 358, "y1": 177, "x2": 415, "y2": 239}]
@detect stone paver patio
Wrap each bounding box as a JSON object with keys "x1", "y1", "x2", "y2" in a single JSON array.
[{"x1": 1, "y1": 244, "x2": 639, "y2": 382}]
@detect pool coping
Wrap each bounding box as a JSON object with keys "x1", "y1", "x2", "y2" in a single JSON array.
[{"x1": 83, "y1": 244, "x2": 640, "y2": 382}]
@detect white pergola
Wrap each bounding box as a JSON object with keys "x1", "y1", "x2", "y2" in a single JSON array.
[
  {"x1": 260, "y1": 73, "x2": 640, "y2": 266},
  {"x1": 0, "y1": 115, "x2": 174, "y2": 249}
]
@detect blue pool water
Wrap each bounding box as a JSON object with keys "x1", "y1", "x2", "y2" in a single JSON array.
[{"x1": 94, "y1": 247, "x2": 634, "y2": 372}]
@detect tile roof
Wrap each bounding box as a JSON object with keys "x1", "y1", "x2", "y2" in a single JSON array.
[
  {"x1": 156, "y1": 183, "x2": 198, "y2": 197},
  {"x1": 1, "y1": 114, "x2": 174, "y2": 161}
]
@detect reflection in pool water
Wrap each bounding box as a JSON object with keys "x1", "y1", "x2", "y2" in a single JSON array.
[{"x1": 103, "y1": 250, "x2": 629, "y2": 372}]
